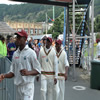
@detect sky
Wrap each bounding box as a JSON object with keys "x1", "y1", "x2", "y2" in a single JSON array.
[{"x1": 0, "y1": 0, "x2": 22, "y2": 4}]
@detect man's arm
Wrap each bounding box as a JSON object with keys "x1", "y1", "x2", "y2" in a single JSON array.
[
  {"x1": 0, "y1": 72, "x2": 14, "y2": 82},
  {"x1": 4, "y1": 72, "x2": 14, "y2": 78},
  {"x1": 65, "y1": 52, "x2": 69, "y2": 81},
  {"x1": 38, "y1": 50, "x2": 42, "y2": 65},
  {"x1": 54, "y1": 51, "x2": 58, "y2": 84},
  {"x1": 20, "y1": 69, "x2": 39, "y2": 76},
  {"x1": 36, "y1": 51, "x2": 42, "y2": 82},
  {"x1": 65, "y1": 67, "x2": 68, "y2": 81}
]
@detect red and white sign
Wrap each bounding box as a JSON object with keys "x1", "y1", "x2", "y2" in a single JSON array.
[{"x1": 49, "y1": 0, "x2": 72, "y2": 3}]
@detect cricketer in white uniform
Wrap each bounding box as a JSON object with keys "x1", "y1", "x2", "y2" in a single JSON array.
[
  {"x1": 0, "y1": 30, "x2": 41, "y2": 100},
  {"x1": 55, "y1": 39, "x2": 69, "y2": 100},
  {"x1": 38, "y1": 37, "x2": 59, "y2": 100}
]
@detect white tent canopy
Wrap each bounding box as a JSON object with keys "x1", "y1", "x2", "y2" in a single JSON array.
[{"x1": 31, "y1": 34, "x2": 52, "y2": 40}]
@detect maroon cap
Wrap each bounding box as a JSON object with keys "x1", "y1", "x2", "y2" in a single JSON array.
[
  {"x1": 55, "y1": 39, "x2": 62, "y2": 45},
  {"x1": 15, "y1": 30, "x2": 28, "y2": 39},
  {"x1": 47, "y1": 37, "x2": 52, "y2": 43},
  {"x1": 96, "y1": 39, "x2": 100, "y2": 43}
]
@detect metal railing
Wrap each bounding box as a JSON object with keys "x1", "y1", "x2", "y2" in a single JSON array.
[{"x1": 0, "y1": 57, "x2": 16, "y2": 100}]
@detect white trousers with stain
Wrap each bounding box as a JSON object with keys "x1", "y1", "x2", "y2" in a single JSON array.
[
  {"x1": 16, "y1": 83, "x2": 34, "y2": 100},
  {"x1": 58, "y1": 80, "x2": 65, "y2": 100},
  {"x1": 41, "y1": 79, "x2": 59, "y2": 100}
]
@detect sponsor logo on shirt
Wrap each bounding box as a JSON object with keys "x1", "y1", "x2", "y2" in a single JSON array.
[
  {"x1": 42, "y1": 56, "x2": 46, "y2": 58},
  {"x1": 24, "y1": 56, "x2": 26, "y2": 60},
  {"x1": 15, "y1": 57, "x2": 19, "y2": 59}
]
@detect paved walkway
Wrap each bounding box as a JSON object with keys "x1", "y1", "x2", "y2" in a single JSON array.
[
  {"x1": 34, "y1": 68, "x2": 100, "y2": 100},
  {"x1": 0, "y1": 68, "x2": 99, "y2": 100}
]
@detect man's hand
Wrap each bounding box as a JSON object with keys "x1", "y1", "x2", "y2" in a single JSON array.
[
  {"x1": 54, "y1": 78, "x2": 57, "y2": 85},
  {"x1": 20, "y1": 69, "x2": 30, "y2": 76},
  {"x1": 65, "y1": 74, "x2": 67, "y2": 81},
  {"x1": 0, "y1": 74, "x2": 5, "y2": 82}
]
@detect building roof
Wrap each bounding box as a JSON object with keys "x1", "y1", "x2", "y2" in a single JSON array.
[
  {"x1": 11, "y1": 0, "x2": 91, "y2": 6},
  {"x1": 0, "y1": 22, "x2": 16, "y2": 35}
]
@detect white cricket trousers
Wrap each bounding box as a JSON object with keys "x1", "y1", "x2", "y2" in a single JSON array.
[
  {"x1": 58, "y1": 80, "x2": 65, "y2": 100},
  {"x1": 16, "y1": 83, "x2": 34, "y2": 100},
  {"x1": 41, "y1": 79, "x2": 59, "y2": 100}
]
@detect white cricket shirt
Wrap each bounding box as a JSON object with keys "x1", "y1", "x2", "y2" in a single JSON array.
[
  {"x1": 56, "y1": 49, "x2": 69, "y2": 80},
  {"x1": 39, "y1": 46, "x2": 58, "y2": 80},
  {"x1": 9, "y1": 45, "x2": 41, "y2": 85}
]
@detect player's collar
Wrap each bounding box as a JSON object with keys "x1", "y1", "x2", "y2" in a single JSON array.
[
  {"x1": 56, "y1": 49, "x2": 63, "y2": 58},
  {"x1": 44, "y1": 46, "x2": 52, "y2": 56},
  {"x1": 17, "y1": 45, "x2": 29, "y2": 52}
]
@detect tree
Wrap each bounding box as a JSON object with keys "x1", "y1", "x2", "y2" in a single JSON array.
[
  {"x1": 96, "y1": 33, "x2": 100, "y2": 40},
  {"x1": 94, "y1": 14, "x2": 100, "y2": 32},
  {"x1": 47, "y1": 11, "x2": 83, "y2": 38},
  {"x1": 47, "y1": 12, "x2": 64, "y2": 39}
]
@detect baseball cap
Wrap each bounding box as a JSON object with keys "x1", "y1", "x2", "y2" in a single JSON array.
[
  {"x1": 55, "y1": 39, "x2": 62, "y2": 45},
  {"x1": 96, "y1": 39, "x2": 100, "y2": 43},
  {"x1": 15, "y1": 30, "x2": 28, "y2": 39},
  {"x1": 47, "y1": 37, "x2": 52, "y2": 43}
]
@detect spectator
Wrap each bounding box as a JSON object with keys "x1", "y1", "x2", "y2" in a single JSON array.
[
  {"x1": 42, "y1": 36, "x2": 47, "y2": 47},
  {"x1": 33, "y1": 42, "x2": 40, "y2": 58},
  {"x1": 27, "y1": 37, "x2": 34, "y2": 49},
  {"x1": 75, "y1": 41, "x2": 79, "y2": 57},
  {"x1": 0, "y1": 36, "x2": 7, "y2": 57},
  {"x1": 7, "y1": 37, "x2": 16, "y2": 61},
  {"x1": 52, "y1": 39, "x2": 55, "y2": 47},
  {"x1": 38, "y1": 39, "x2": 43, "y2": 48}
]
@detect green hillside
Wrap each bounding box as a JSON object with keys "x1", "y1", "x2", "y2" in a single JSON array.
[
  {"x1": 0, "y1": 3, "x2": 63, "y2": 22},
  {"x1": 0, "y1": 0, "x2": 99, "y2": 22}
]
